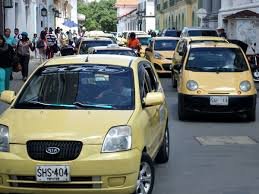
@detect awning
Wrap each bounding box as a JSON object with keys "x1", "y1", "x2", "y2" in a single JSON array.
[{"x1": 62, "y1": 19, "x2": 78, "y2": 28}]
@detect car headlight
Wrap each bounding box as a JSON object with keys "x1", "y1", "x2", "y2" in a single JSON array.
[
  {"x1": 186, "y1": 80, "x2": 199, "y2": 91},
  {"x1": 0, "y1": 125, "x2": 9, "y2": 152},
  {"x1": 154, "y1": 52, "x2": 162, "y2": 59},
  {"x1": 240, "y1": 81, "x2": 251, "y2": 92},
  {"x1": 102, "y1": 126, "x2": 132, "y2": 153}
]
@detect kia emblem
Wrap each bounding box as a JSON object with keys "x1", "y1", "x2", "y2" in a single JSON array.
[{"x1": 46, "y1": 147, "x2": 60, "y2": 155}]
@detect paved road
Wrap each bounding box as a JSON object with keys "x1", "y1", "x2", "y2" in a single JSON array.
[
  {"x1": 153, "y1": 78, "x2": 259, "y2": 194},
  {"x1": 0, "y1": 61, "x2": 259, "y2": 194}
]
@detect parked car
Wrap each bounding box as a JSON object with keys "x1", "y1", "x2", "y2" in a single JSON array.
[
  {"x1": 88, "y1": 44, "x2": 138, "y2": 56},
  {"x1": 180, "y1": 27, "x2": 219, "y2": 38},
  {"x1": 145, "y1": 37, "x2": 180, "y2": 74},
  {"x1": 173, "y1": 42, "x2": 257, "y2": 121},
  {"x1": 77, "y1": 37, "x2": 113, "y2": 54},
  {"x1": 0, "y1": 54, "x2": 169, "y2": 194},
  {"x1": 171, "y1": 36, "x2": 229, "y2": 87}
]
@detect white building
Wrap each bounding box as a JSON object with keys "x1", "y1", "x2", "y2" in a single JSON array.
[
  {"x1": 137, "y1": 0, "x2": 155, "y2": 32},
  {"x1": 116, "y1": 0, "x2": 138, "y2": 32},
  {"x1": 4, "y1": 0, "x2": 78, "y2": 39},
  {"x1": 219, "y1": 0, "x2": 259, "y2": 54}
]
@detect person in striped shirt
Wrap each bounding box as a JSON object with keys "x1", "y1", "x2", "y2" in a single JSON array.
[{"x1": 46, "y1": 27, "x2": 58, "y2": 59}]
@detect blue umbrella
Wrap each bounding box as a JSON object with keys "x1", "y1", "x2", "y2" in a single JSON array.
[{"x1": 63, "y1": 20, "x2": 78, "y2": 28}]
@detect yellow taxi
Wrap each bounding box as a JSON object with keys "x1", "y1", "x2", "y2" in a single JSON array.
[
  {"x1": 173, "y1": 42, "x2": 257, "y2": 121},
  {"x1": 0, "y1": 54, "x2": 169, "y2": 194},
  {"x1": 171, "y1": 36, "x2": 229, "y2": 88},
  {"x1": 137, "y1": 35, "x2": 151, "y2": 57},
  {"x1": 145, "y1": 37, "x2": 180, "y2": 74}
]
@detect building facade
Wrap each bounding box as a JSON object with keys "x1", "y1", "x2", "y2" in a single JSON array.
[
  {"x1": 219, "y1": 0, "x2": 259, "y2": 54},
  {"x1": 116, "y1": 0, "x2": 138, "y2": 32},
  {"x1": 2, "y1": 0, "x2": 78, "y2": 39},
  {"x1": 137, "y1": 0, "x2": 156, "y2": 32}
]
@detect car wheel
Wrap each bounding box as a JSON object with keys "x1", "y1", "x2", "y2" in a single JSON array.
[
  {"x1": 246, "y1": 108, "x2": 256, "y2": 122},
  {"x1": 178, "y1": 94, "x2": 188, "y2": 121},
  {"x1": 171, "y1": 73, "x2": 177, "y2": 88},
  {"x1": 155, "y1": 124, "x2": 169, "y2": 163},
  {"x1": 134, "y1": 153, "x2": 155, "y2": 194}
]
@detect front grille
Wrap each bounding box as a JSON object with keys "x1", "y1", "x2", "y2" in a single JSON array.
[
  {"x1": 27, "y1": 141, "x2": 83, "y2": 161},
  {"x1": 166, "y1": 58, "x2": 172, "y2": 60},
  {"x1": 8, "y1": 176, "x2": 102, "y2": 189},
  {"x1": 162, "y1": 64, "x2": 171, "y2": 71}
]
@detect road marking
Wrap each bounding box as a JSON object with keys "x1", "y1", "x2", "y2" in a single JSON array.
[{"x1": 195, "y1": 136, "x2": 257, "y2": 145}]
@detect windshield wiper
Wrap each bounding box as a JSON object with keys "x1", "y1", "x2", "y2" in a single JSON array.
[
  {"x1": 73, "y1": 101, "x2": 114, "y2": 109},
  {"x1": 15, "y1": 100, "x2": 77, "y2": 109}
]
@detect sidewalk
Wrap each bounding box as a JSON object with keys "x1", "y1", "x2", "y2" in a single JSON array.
[{"x1": 10, "y1": 58, "x2": 41, "y2": 93}]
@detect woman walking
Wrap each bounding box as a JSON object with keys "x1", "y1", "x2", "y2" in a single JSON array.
[
  {"x1": 16, "y1": 32, "x2": 34, "y2": 81},
  {"x1": 37, "y1": 30, "x2": 47, "y2": 63},
  {"x1": 0, "y1": 34, "x2": 15, "y2": 92}
]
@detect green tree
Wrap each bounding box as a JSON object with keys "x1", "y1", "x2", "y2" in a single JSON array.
[{"x1": 78, "y1": 0, "x2": 117, "y2": 32}]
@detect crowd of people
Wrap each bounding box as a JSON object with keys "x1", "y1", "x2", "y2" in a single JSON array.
[{"x1": 0, "y1": 27, "x2": 79, "y2": 93}]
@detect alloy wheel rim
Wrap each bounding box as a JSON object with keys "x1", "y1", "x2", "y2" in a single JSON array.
[{"x1": 136, "y1": 161, "x2": 152, "y2": 194}]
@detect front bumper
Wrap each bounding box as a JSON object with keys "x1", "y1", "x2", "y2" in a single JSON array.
[
  {"x1": 179, "y1": 94, "x2": 257, "y2": 114},
  {"x1": 0, "y1": 144, "x2": 141, "y2": 194},
  {"x1": 153, "y1": 63, "x2": 171, "y2": 74}
]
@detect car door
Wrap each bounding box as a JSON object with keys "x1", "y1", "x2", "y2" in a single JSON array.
[
  {"x1": 138, "y1": 62, "x2": 165, "y2": 158},
  {"x1": 173, "y1": 40, "x2": 187, "y2": 81}
]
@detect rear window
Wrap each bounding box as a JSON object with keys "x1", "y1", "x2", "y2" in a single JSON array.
[
  {"x1": 14, "y1": 65, "x2": 135, "y2": 110},
  {"x1": 164, "y1": 30, "x2": 177, "y2": 37},
  {"x1": 79, "y1": 40, "x2": 113, "y2": 54},
  {"x1": 138, "y1": 37, "x2": 151, "y2": 46},
  {"x1": 188, "y1": 30, "x2": 218, "y2": 37}
]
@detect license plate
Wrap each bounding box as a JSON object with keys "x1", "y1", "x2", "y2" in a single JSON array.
[
  {"x1": 210, "y1": 96, "x2": 229, "y2": 106},
  {"x1": 36, "y1": 165, "x2": 70, "y2": 182}
]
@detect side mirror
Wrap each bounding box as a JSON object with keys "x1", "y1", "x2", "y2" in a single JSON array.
[
  {"x1": 144, "y1": 92, "x2": 165, "y2": 107},
  {"x1": 145, "y1": 47, "x2": 152, "y2": 52},
  {"x1": 0, "y1": 90, "x2": 16, "y2": 104},
  {"x1": 173, "y1": 64, "x2": 182, "y2": 71}
]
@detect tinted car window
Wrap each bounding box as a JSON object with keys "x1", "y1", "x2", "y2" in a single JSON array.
[
  {"x1": 138, "y1": 37, "x2": 151, "y2": 46},
  {"x1": 154, "y1": 40, "x2": 179, "y2": 51},
  {"x1": 79, "y1": 40, "x2": 113, "y2": 54},
  {"x1": 188, "y1": 30, "x2": 218, "y2": 37},
  {"x1": 163, "y1": 30, "x2": 177, "y2": 37},
  {"x1": 15, "y1": 65, "x2": 134, "y2": 110},
  {"x1": 95, "y1": 49, "x2": 137, "y2": 56},
  {"x1": 186, "y1": 48, "x2": 249, "y2": 72}
]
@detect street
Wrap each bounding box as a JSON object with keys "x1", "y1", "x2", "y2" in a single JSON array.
[
  {"x1": 1, "y1": 62, "x2": 259, "y2": 194},
  {"x1": 153, "y1": 78, "x2": 259, "y2": 194}
]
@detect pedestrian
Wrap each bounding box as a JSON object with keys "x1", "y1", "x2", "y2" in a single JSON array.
[
  {"x1": 14, "y1": 28, "x2": 21, "y2": 42},
  {"x1": 0, "y1": 34, "x2": 15, "y2": 92},
  {"x1": 46, "y1": 27, "x2": 58, "y2": 59},
  {"x1": 16, "y1": 32, "x2": 34, "y2": 81},
  {"x1": 32, "y1": 33, "x2": 38, "y2": 58},
  {"x1": 67, "y1": 30, "x2": 73, "y2": 45},
  {"x1": 217, "y1": 27, "x2": 227, "y2": 39},
  {"x1": 3, "y1": 28, "x2": 16, "y2": 48},
  {"x1": 127, "y1": 32, "x2": 141, "y2": 52},
  {"x1": 37, "y1": 31, "x2": 47, "y2": 63}
]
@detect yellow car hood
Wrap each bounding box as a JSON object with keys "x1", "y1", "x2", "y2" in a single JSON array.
[
  {"x1": 185, "y1": 71, "x2": 253, "y2": 93},
  {"x1": 157, "y1": 50, "x2": 174, "y2": 59},
  {"x1": 1, "y1": 109, "x2": 134, "y2": 144}
]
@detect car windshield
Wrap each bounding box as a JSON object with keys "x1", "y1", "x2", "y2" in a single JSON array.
[
  {"x1": 14, "y1": 65, "x2": 134, "y2": 110},
  {"x1": 185, "y1": 48, "x2": 249, "y2": 72},
  {"x1": 95, "y1": 49, "x2": 137, "y2": 56},
  {"x1": 138, "y1": 37, "x2": 151, "y2": 46},
  {"x1": 79, "y1": 40, "x2": 113, "y2": 54},
  {"x1": 188, "y1": 30, "x2": 218, "y2": 37},
  {"x1": 154, "y1": 40, "x2": 178, "y2": 51}
]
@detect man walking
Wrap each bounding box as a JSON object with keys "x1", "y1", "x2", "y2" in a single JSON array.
[{"x1": 46, "y1": 27, "x2": 57, "y2": 59}]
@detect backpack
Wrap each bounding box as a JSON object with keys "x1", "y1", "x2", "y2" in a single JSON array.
[{"x1": 36, "y1": 39, "x2": 45, "y2": 49}]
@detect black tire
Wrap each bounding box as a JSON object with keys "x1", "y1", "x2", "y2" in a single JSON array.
[
  {"x1": 247, "y1": 108, "x2": 256, "y2": 122},
  {"x1": 134, "y1": 153, "x2": 155, "y2": 194},
  {"x1": 155, "y1": 124, "x2": 170, "y2": 163},
  {"x1": 178, "y1": 94, "x2": 188, "y2": 121},
  {"x1": 171, "y1": 72, "x2": 177, "y2": 88}
]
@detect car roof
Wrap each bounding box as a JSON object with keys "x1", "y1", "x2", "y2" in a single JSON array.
[
  {"x1": 183, "y1": 27, "x2": 217, "y2": 31},
  {"x1": 152, "y1": 37, "x2": 180, "y2": 40},
  {"x1": 190, "y1": 42, "x2": 240, "y2": 49},
  {"x1": 182, "y1": 36, "x2": 228, "y2": 42},
  {"x1": 90, "y1": 46, "x2": 134, "y2": 50},
  {"x1": 43, "y1": 54, "x2": 139, "y2": 68},
  {"x1": 81, "y1": 37, "x2": 113, "y2": 41}
]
